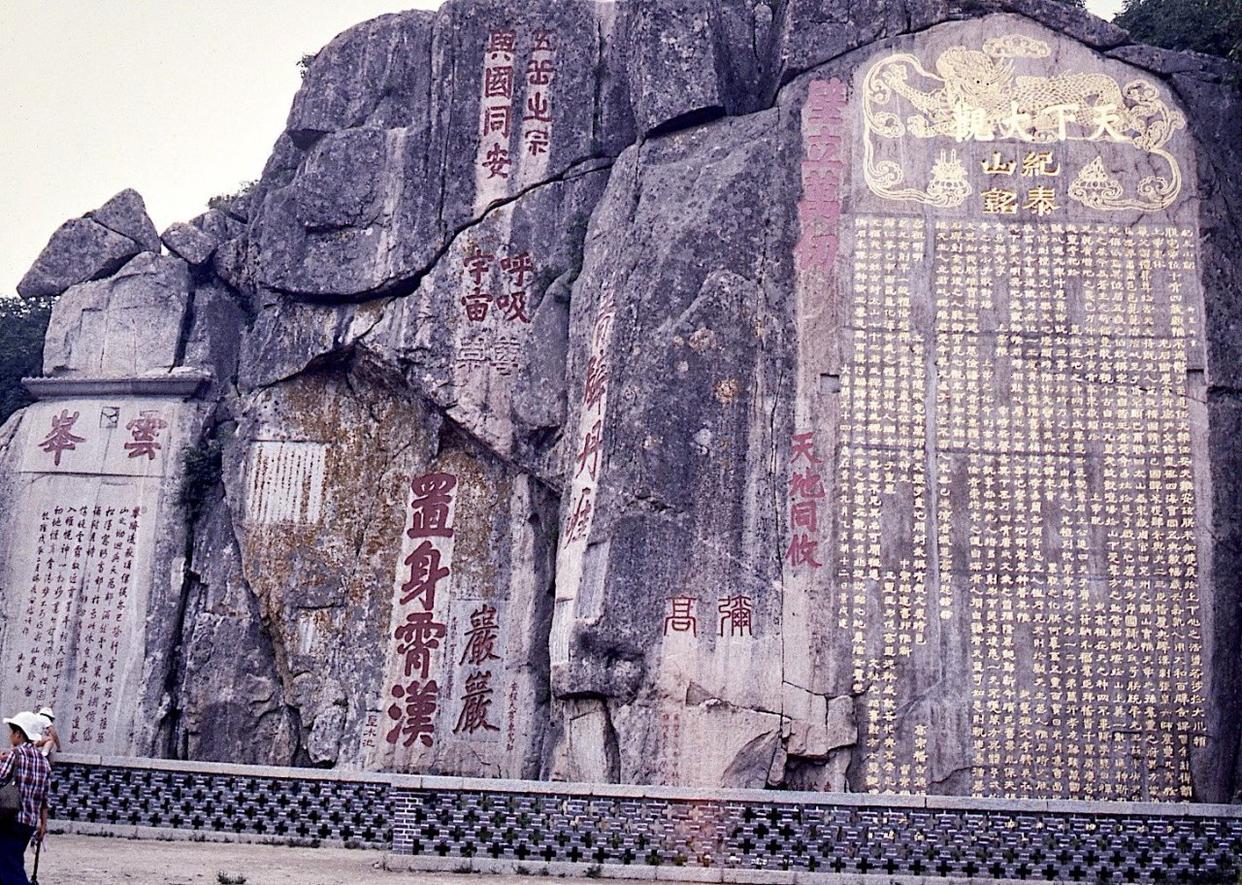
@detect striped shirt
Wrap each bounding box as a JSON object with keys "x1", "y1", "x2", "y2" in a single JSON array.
[{"x1": 0, "y1": 741, "x2": 50, "y2": 829}]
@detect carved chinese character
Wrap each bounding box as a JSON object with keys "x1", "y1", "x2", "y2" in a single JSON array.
[
  {"x1": 789, "y1": 468, "x2": 826, "y2": 499},
  {"x1": 460, "y1": 603, "x2": 501, "y2": 666},
  {"x1": 481, "y1": 104, "x2": 511, "y2": 139},
  {"x1": 1087, "y1": 102, "x2": 1129, "y2": 141},
  {"x1": 996, "y1": 103, "x2": 1034, "y2": 140},
  {"x1": 483, "y1": 65, "x2": 513, "y2": 100},
  {"x1": 525, "y1": 91, "x2": 552, "y2": 124},
  {"x1": 500, "y1": 251, "x2": 535, "y2": 289},
  {"x1": 454, "y1": 670, "x2": 499, "y2": 734},
  {"x1": 461, "y1": 287, "x2": 493, "y2": 322},
  {"x1": 482, "y1": 143, "x2": 512, "y2": 179},
  {"x1": 408, "y1": 473, "x2": 457, "y2": 539},
  {"x1": 386, "y1": 679, "x2": 438, "y2": 747},
  {"x1": 575, "y1": 419, "x2": 604, "y2": 481},
  {"x1": 1024, "y1": 186, "x2": 1059, "y2": 216},
  {"x1": 663, "y1": 597, "x2": 698, "y2": 636},
  {"x1": 531, "y1": 30, "x2": 556, "y2": 53},
  {"x1": 524, "y1": 128, "x2": 551, "y2": 156},
  {"x1": 718, "y1": 595, "x2": 754, "y2": 637},
  {"x1": 400, "y1": 540, "x2": 450, "y2": 610},
  {"x1": 791, "y1": 432, "x2": 821, "y2": 465},
  {"x1": 981, "y1": 188, "x2": 1019, "y2": 215},
  {"x1": 123, "y1": 410, "x2": 168, "y2": 460},
  {"x1": 950, "y1": 100, "x2": 992, "y2": 142},
  {"x1": 527, "y1": 58, "x2": 555, "y2": 86},
  {"x1": 791, "y1": 499, "x2": 820, "y2": 533},
  {"x1": 39, "y1": 410, "x2": 85, "y2": 466},
  {"x1": 583, "y1": 355, "x2": 608, "y2": 414},
  {"x1": 1021, "y1": 151, "x2": 1060, "y2": 177},
  {"x1": 394, "y1": 610, "x2": 447, "y2": 680},
  {"x1": 981, "y1": 151, "x2": 1016, "y2": 176},
  {"x1": 564, "y1": 488, "x2": 593, "y2": 542},
  {"x1": 485, "y1": 30, "x2": 516, "y2": 56},
  {"x1": 785, "y1": 534, "x2": 823, "y2": 568}
]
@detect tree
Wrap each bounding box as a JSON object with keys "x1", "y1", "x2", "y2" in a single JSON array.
[
  {"x1": 0, "y1": 295, "x2": 56, "y2": 425},
  {"x1": 1114, "y1": 0, "x2": 1242, "y2": 62}
]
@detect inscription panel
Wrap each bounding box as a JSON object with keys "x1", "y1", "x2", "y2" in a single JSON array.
[{"x1": 819, "y1": 17, "x2": 1209, "y2": 801}]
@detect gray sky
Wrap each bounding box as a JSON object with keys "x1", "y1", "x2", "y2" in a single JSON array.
[{"x1": 1, "y1": 0, "x2": 1124, "y2": 296}]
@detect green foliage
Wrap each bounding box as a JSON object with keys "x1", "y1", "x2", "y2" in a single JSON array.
[
  {"x1": 208, "y1": 179, "x2": 257, "y2": 214},
  {"x1": 1115, "y1": 0, "x2": 1242, "y2": 61},
  {"x1": 0, "y1": 294, "x2": 56, "y2": 426}
]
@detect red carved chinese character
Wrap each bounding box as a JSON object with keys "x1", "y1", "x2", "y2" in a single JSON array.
[
  {"x1": 785, "y1": 534, "x2": 823, "y2": 568},
  {"x1": 664, "y1": 597, "x2": 698, "y2": 636},
  {"x1": 575, "y1": 419, "x2": 604, "y2": 481},
  {"x1": 483, "y1": 65, "x2": 514, "y2": 99},
  {"x1": 531, "y1": 30, "x2": 555, "y2": 53},
  {"x1": 394, "y1": 610, "x2": 447, "y2": 680},
  {"x1": 461, "y1": 288, "x2": 493, "y2": 322},
  {"x1": 791, "y1": 432, "x2": 821, "y2": 465},
  {"x1": 494, "y1": 289, "x2": 530, "y2": 324},
  {"x1": 386, "y1": 679, "x2": 439, "y2": 747},
  {"x1": 124, "y1": 410, "x2": 168, "y2": 460},
  {"x1": 527, "y1": 58, "x2": 555, "y2": 86},
  {"x1": 564, "y1": 488, "x2": 592, "y2": 542},
  {"x1": 481, "y1": 105, "x2": 512, "y2": 138},
  {"x1": 592, "y1": 310, "x2": 615, "y2": 350},
  {"x1": 790, "y1": 499, "x2": 819, "y2": 533},
  {"x1": 500, "y1": 251, "x2": 535, "y2": 289},
  {"x1": 482, "y1": 143, "x2": 512, "y2": 179},
  {"x1": 408, "y1": 473, "x2": 457, "y2": 539},
  {"x1": 524, "y1": 128, "x2": 551, "y2": 156},
  {"x1": 460, "y1": 603, "x2": 501, "y2": 666},
  {"x1": 39, "y1": 409, "x2": 85, "y2": 466},
  {"x1": 400, "y1": 540, "x2": 450, "y2": 610},
  {"x1": 464, "y1": 245, "x2": 493, "y2": 285},
  {"x1": 454, "y1": 670, "x2": 499, "y2": 734},
  {"x1": 718, "y1": 595, "x2": 754, "y2": 637},
  {"x1": 583, "y1": 355, "x2": 608, "y2": 413},
  {"x1": 486, "y1": 30, "x2": 516, "y2": 56},
  {"x1": 789, "y1": 469, "x2": 826, "y2": 499},
  {"x1": 525, "y1": 91, "x2": 551, "y2": 123}
]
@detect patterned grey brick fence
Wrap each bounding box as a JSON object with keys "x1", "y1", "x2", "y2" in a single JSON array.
[{"x1": 48, "y1": 755, "x2": 1242, "y2": 882}]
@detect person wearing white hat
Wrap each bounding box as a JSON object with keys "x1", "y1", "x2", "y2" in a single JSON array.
[
  {"x1": 32, "y1": 708, "x2": 58, "y2": 762},
  {"x1": 0, "y1": 711, "x2": 50, "y2": 885}
]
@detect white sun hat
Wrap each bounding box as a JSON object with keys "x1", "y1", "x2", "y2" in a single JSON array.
[
  {"x1": 3, "y1": 711, "x2": 45, "y2": 742},
  {"x1": 36, "y1": 707, "x2": 54, "y2": 722}
]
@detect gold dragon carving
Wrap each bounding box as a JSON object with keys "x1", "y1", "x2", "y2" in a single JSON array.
[{"x1": 862, "y1": 34, "x2": 1186, "y2": 211}]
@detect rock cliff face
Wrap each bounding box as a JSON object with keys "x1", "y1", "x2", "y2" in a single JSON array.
[{"x1": 2, "y1": 0, "x2": 1241, "y2": 802}]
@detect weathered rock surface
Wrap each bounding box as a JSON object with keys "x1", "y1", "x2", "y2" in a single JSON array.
[
  {"x1": 91, "y1": 189, "x2": 162, "y2": 254},
  {"x1": 161, "y1": 222, "x2": 219, "y2": 266},
  {"x1": 43, "y1": 253, "x2": 191, "y2": 377},
  {"x1": 16, "y1": 189, "x2": 161, "y2": 298},
  {"x1": 2, "y1": 0, "x2": 1241, "y2": 804}
]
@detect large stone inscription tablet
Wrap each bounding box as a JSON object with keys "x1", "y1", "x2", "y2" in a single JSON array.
[{"x1": 798, "y1": 16, "x2": 1209, "y2": 800}]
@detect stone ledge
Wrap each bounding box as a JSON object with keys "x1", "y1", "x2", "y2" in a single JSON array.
[
  {"x1": 47, "y1": 819, "x2": 386, "y2": 852},
  {"x1": 23, "y1": 370, "x2": 211, "y2": 400}
]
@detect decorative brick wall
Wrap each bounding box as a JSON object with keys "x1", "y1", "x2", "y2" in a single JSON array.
[{"x1": 49, "y1": 755, "x2": 1242, "y2": 882}]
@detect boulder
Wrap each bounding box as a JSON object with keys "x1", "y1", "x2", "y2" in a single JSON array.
[
  {"x1": 16, "y1": 217, "x2": 142, "y2": 298},
  {"x1": 161, "y1": 221, "x2": 219, "y2": 266},
  {"x1": 90, "y1": 188, "x2": 162, "y2": 253}
]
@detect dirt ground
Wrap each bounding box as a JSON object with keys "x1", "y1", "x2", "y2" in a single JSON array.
[{"x1": 25, "y1": 833, "x2": 688, "y2": 885}]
